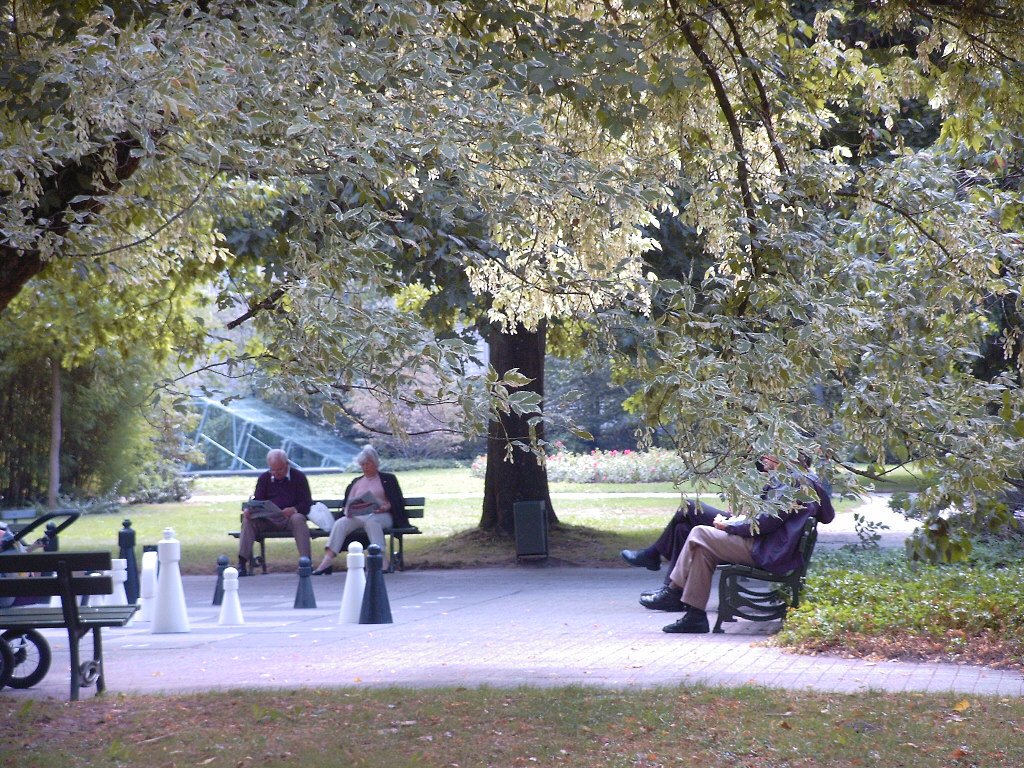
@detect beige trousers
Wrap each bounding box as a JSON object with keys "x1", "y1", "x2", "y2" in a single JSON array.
[
  {"x1": 668, "y1": 525, "x2": 756, "y2": 611},
  {"x1": 238, "y1": 513, "x2": 312, "y2": 560}
]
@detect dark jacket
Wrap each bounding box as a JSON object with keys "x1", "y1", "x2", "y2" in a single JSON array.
[
  {"x1": 723, "y1": 477, "x2": 834, "y2": 574},
  {"x1": 253, "y1": 467, "x2": 313, "y2": 518},
  {"x1": 342, "y1": 471, "x2": 407, "y2": 529}
]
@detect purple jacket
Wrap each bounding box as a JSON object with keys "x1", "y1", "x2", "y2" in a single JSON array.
[{"x1": 723, "y1": 478, "x2": 834, "y2": 574}]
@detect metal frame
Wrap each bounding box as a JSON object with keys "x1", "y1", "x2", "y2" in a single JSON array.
[{"x1": 187, "y1": 397, "x2": 360, "y2": 474}]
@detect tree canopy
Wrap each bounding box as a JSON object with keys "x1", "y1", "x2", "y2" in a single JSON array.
[{"x1": 4, "y1": 1, "x2": 1024, "y2": 556}]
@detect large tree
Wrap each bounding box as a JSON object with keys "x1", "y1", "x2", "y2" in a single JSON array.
[
  {"x1": 6, "y1": 1, "x2": 1024, "y2": 559},
  {"x1": 462, "y1": 0, "x2": 1024, "y2": 557},
  {"x1": 1, "y1": 0, "x2": 650, "y2": 420}
]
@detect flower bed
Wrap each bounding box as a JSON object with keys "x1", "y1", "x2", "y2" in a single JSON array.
[{"x1": 470, "y1": 447, "x2": 687, "y2": 483}]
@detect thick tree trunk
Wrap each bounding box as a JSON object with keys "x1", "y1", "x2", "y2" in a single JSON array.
[
  {"x1": 479, "y1": 321, "x2": 557, "y2": 533},
  {"x1": 47, "y1": 358, "x2": 62, "y2": 509}
]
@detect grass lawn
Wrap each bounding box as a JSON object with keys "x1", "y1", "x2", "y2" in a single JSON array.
[
  {"x1": 49, "y1": 468, "x2": 862, "y2": 574},
  {"x1": 3, "y1": 685, "x2": 1021, "y2": 768}
]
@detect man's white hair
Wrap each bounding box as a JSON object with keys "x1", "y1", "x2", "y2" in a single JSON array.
[
  {"x1": 355, "y1": 445, "x2": 380, "y2": 469},
  {"x1": 267, "y1": 448, "x2": 289, "y2": 465}
]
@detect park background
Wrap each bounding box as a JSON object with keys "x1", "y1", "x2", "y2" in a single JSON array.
[{"x1": 4, "y1": 2, "x2": 1024, "y2": 765}]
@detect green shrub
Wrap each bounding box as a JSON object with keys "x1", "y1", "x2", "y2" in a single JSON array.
[{"x1": 781, "y1": 549, "x2": 1024, "y2": 648}]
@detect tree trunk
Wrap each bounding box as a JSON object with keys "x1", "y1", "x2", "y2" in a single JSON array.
[
  {"x1": 47, "y1": 357, "x2": 62, "y2": 509},
  {"x1": 479, "y1": 321, "x2": 557, "y2": 533}
]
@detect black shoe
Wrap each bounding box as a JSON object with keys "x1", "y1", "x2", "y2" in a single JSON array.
[
  {"x1": 662, "y1": 609, "x2": 710, "y2": 634},
  {"x1": 639, "y1": 586, "x2": 686, "y2": 612},
  {"x1": 641, "y1": 584, "x2": 668, "y2": 599},
  {"x1": 621, "y1": 548, "x2": 661, "y2": 571},
  {"x1": 312, "y1": 565, "x2": 333, "y2": 576},
  {"x1": 236, "y1": 560, "x2": 249, "y2": 577}
]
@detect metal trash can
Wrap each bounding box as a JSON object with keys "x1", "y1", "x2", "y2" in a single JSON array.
[{"x1": 513, "y1": 501, "x2": 548, "y2": 561}]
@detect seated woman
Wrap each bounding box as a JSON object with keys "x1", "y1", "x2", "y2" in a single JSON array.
[{"x1": 312, "y1": 445, "x2": 406, "y2": 574}]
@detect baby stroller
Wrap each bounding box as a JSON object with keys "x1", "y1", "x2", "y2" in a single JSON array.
[{"x1": 0, "y1": 510, "x2": 80, "y2": 690}]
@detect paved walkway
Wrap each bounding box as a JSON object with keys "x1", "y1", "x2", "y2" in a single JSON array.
[
  {"x1": 4, "y1": 554, "x2": 1021, "y2": 701},
  {"x1": 4, "y1": 496, "x2": 1021, "y2": 701}
]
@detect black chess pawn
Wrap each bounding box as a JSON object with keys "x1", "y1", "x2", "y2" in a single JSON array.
[{"x1": 359, "y1": 544, "x2": 392, "y2": 624}]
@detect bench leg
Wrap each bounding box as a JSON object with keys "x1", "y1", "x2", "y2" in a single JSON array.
[
  {"x1": 67, "y1": 626, "x2": 81, "y2": 701},
  {"x1": 386, "y1": 534, "x2": 397, "y2": 574},
  {"x1": 92, "y1": 627, "x2": 105, "y2": 694},
  {"x1": 258, "y1": 538, "x2": 268, "y2": 574}
]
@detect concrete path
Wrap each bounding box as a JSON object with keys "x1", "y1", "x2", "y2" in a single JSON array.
[
  {"x1": 3, "y1": 559, "x2": 1020, "y2": 702},
  {"x1": 4, "y1": 495, "x2": 1020, "y2": 702}
]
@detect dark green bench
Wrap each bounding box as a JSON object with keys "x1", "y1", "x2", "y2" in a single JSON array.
[
  {"x1": 713, "y1": 516, "x2": 819, "y2": 633},
  {"x1": 0, "y1": 551, "x2": 138, "y2": 700},
  {"x1": 229, "y1": 496, "x2": 425, "y2": 575}
]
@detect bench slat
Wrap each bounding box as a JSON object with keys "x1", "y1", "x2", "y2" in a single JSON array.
[
  {"x1": 0, "y1": 575, "x2": 113, "y2": 598},
  {"x1": 0, "y1": 605, "x2": 137, "y2": 630},
  {"x1": 0, "y1": 551, "x2": 112, "y2": 574}
]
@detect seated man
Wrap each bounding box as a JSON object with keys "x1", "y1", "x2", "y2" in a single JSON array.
[
  {"x1": 623, "y1": 452, "x2": 824, "y2": 608},
  {"x1": 643, "y1": 455, "x2": 834, "y2": 633},
  {"x1": 620, "y1": 500, "x2": 722, "y2": 611},
  {"x1": 237, "y1": 449, "x2": 313, "y2": 575}
]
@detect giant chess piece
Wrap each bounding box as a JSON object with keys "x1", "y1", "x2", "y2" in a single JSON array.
[
  {"x1": 136, "y1": 549, "x2": 158, "y2": 623},
  {"x1": 108, "y1": 558, "x2": 130, "y2": 606},
  {"x1": 359, "y1": 544, "x2": 392, "y2": 624},
  {"x1": 338, "y1": 541, "x2": 366, "y2": 624},
  {"x1": 212, "y1": 554, "x2": 229, "y2": 606},
  {"x1": 118, "y1": 519, "x2": 140, "y2": 605},
  {"x1": 218, "y1": 567, "x2": 245, "y2": 625},
  {"x1": 151, "y1": 527, "x2": 190, "y2": 634},
  {"x1": 294, "y1": 556, "x2": 317, "y2": 609}
]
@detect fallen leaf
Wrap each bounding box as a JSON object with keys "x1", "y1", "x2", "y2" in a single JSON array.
[{"x1": 953, "y1": 699, "x2": 971, "y2": 713}]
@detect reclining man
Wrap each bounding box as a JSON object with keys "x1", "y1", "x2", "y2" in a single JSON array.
[{"x1": 639, "y1": 455, "x2": 834, "y2": 633}]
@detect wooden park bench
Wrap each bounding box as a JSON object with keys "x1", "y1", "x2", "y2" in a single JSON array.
[
  {"x1": 0, "y1": 551, "x2": 138, "y2": 700},
  {"x1": 713, "y1": 515, "x2": 819, "y2": 633},
  {"x1": 229, "y1": 496, "x2": 425, "y2": 575}
]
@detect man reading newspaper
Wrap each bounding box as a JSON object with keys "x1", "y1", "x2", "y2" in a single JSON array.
[{"x1": 237, "y1": 449, "x2": 313, "y2": 575}]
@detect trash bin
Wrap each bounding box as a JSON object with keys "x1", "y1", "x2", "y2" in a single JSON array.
[{"x1": 513, "y1": 501, "x2": 548, "y2": 561}]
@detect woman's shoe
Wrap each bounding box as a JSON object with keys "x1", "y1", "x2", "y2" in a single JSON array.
[{"x1": 311, "y1": 565, "x2": 334, "y2": 576}]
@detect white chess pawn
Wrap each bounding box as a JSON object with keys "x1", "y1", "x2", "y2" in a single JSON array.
[
  {"x1": 136, "y1": 550, "x2": 158, "y2": 623},
  {"x1": 338, "y1": 542, "x2": 366, "y2": 624},
  {"x1": 152, "y1": 527, "x2": 190, "y2": 634},
  {"x1": 218, "y1": 567, "x2": 244, "y2": 625},
  {"x1": 92, "y1": 571, "x2": 111, "y2": 607},
  {"x1": 109, "y1": 558, "x2": 130, "y2": 607}
]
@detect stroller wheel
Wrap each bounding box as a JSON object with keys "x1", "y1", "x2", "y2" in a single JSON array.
[{"x1": 1, "y1": 629, "x2": 52, "y2": 689}]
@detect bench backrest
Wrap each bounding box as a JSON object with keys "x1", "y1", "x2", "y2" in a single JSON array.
[
  {"x1": 0, "y1": 551, "x2": 114, "y2": 599},
  {"x1": 317, "y1": 496, "x2": 425, "y2": 520},
  {"x1": 799, "y1": 516, "x2": 819, "y2": 570}
]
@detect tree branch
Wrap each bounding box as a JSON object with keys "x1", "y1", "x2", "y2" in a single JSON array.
[
  {"x1": 667, "y1": 2, "x2": 759, "y2": 271},
  {"x1": 0, "y1": 132, "x2": 143, "y2": 313}
]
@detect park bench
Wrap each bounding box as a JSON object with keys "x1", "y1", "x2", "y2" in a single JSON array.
[
  {"x1": 0, "y1": 551, "x2": 138, "y2": 700},
  {"x1": 229, "y1": 496, "x2": 425, "y2": 575},
  {"x1": 713, "y1": 515, "x2": 819, "y2": 633}
]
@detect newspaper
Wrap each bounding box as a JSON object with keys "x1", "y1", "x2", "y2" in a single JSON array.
[
  {"x1": 347, "y1": 492, "x2": 381, "y2": 516},
  {"x1": 244, "y1": 499, "x2": 282, "y2": 519}
]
